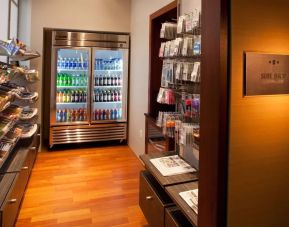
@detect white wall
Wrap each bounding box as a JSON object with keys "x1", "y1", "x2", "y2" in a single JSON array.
[
  {"x1": 0, "y1": 0, "x2": 9, "y2": 62},
  {"x1": 19, "y1": 0, "x2": 131, "y2": 127},
  {"x1": 129, "y1": 0, "x2": 173, "y2": 156}
]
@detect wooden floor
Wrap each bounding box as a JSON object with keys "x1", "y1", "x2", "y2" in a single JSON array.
[{"x1": 16, "y1": 145, "x2": 148, "y2": 227}]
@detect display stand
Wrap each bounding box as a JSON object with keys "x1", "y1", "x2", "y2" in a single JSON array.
[{"x1": 0, "y1": 40, "x2": 40, "y2": 227}]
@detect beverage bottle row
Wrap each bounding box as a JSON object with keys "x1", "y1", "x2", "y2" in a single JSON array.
[
  {"x1": 94, "y1": 89, "x2": 121, "y2": 102},
  {"x1": 57, "y1": 89, "x2": 87, "y2": 103},
  {"x1": 57, "y1": 57, "x2": 88, "y2": 70},
  {"x1": 57, "y1": 73, "x2": 87, "y2": 86},
  {"x1": 56, "y1": 108, "x2": 87, "y2": 122},
  {"x1": 93, "y1": 109, "x2": 122, "y2": 120},
  {"x1": 94, "y1": 73, "x2": 122, "y2": 86},
  {"x1": 95, "y1": 58, "x2": 122, "y2": 70}
]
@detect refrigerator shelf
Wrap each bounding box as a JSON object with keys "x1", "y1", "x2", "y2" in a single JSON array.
[
  {"x1": 57, "y1": 69, "x2": 88, "y2": 72},
  {"x1": 93, "y1": 101, "x2": 122, "y2": 104},
  {"x1": 94, "y1": 86, "x2": 122, "y2": 88},
  {"x1": 56, "y1": 102, "x2": 86, "y2": 105},
  {"x1": 57, "y1": 86, "x2": 87, "y2": 89},
  {"x1": 94, "y1": 70, "x2": 122, "y2": 72}
]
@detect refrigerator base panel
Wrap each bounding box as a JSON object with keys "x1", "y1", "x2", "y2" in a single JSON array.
[{"x1": 49, "y1": 123, "x2": 127, "y2": 146}]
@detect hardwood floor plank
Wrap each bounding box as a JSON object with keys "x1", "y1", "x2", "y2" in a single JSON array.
[{"x1": 16, "y1": 145, "x2": 147, "y2": 227}]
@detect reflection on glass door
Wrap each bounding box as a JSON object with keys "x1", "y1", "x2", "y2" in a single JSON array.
[
  {"x1": 92, "y1": 49, "x2": 127, "y2": 122},
  {"x1": 55, "y1": 48, "x2": 90, "y2": 124}
]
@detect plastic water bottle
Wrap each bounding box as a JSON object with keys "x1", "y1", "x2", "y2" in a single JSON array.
[
  {"x1": 77, "y1": 58, "x2": 81, "y2": 69},
  {"x1": 57, "y1": 57, "x2": 62, "y2": 68},
  {"x1": 63, "y1": 58, "x2": 69, "y2": 69},
  {"x1": 83, "y1": 58, "x2": 88, "y2": 70},
  {"x1": 68, "y1": 58, "x2": 73, "y2": 69},
  {"x1": 72, "y1": 58, "x2": 77, "y2": 69}
]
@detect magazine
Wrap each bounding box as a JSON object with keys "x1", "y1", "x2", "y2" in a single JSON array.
[
  {"x1": 149, "y1": 155, "x2": 196, "y2": 176},
  {"x1": 179, "y1": 189, "x2": 198, "y2": 214}
]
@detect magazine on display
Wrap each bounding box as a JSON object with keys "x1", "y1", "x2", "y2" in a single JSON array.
[
  {"x1": 179, "y1": 189, "x2": 198, "y2": 214},
  {"x1": 149, "y1": 155, "x2": 196, "y2": 176}
]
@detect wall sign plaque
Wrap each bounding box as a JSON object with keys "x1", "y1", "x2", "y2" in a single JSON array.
[{"x1": 245, "y1": 52, "x2": 289, "y2": 96}]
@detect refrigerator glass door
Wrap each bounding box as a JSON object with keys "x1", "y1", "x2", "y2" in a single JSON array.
[
  {"x1": 91, "y1": 48, "x2": 128, "y2": 123},
  {"x1": 51, "y1": 47, "x2": 91, "y2": 125}
]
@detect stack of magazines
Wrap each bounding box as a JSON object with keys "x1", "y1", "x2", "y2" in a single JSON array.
[
  {"x1": 150, "y1": 155, "x2": 196, "y2": 176},
  {"x1": 179, "y1": 189, "x2": 198, "y2": 214}
]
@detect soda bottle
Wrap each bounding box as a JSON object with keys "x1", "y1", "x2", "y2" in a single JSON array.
[
  {"x1": 112, "y1": 74, "x2": 116, "y2": 86},
  {"x1": 110, "y1": 109, "x2": 114, "y2": 120},
  {"x1": 83, "y1": 109, "x2": 87, "y2": 121},
  {"x1": 107, "y1": 74, "x2": 112, "y2": 86},
  {"x1": 57, "y1": 73, "x2": 60, "y2": 86},
  {"x1": 56, "y1": 91, "x2": 60, "y2": 103},
  {"x1": 75, "y1": 108, "x2": 79, "y2": 121},
  {"x1": 118, "y1": 73, "x2": 122, "y2": 85},
  {"x1": 103, "y1": 90, "x2": 107, "y2": 102},
  {"x1": 56, "y1": 109, "x2": 60, "y2": 122},
  {"x1": 59, "y1": 90, "x2": 63, "y2": 103},
  {"x1": 83, "y1": 90, "x2": 87, "y2": 102},
  {"x1": 119, "y1": 108, "x2": 122, "y2": 119},
  {"x1": 95, "y1": 75, "x2": 98, "y2": 86},
  {"x1": 75, "y1": 74, "x2": 79, "y2": 86},
  {"x1": 79, "y1": 90, "x2": 83, "y2": 102},
  {"x1": 71, "y1": 109, "x2": 75, "y2": 121},
  {"x1": 99, "y1": 90, "x2": 103, "y2": 102},
  {"x1": 78, "y1": 108, "x2": 83, "y2": 121},
  {"x1": 106, "y1": 109, "x2": 110, "y2": 120},
  {"x1": 63, "y1": 109, "x2": 67, "y2": 122},
  {"x1": 58, "y1": 74, "x2": 63, "y2": 86},
  {"x1": 67, "y1": 109, "x2": 71, "y2": 121},
  {"x1": 60, "y1": 109, "x2": 63, "y2": 122},
  {"x1": 62, "y1": 90, "x2": 66, "y2": 103},
  {"x1": 71, "y1": 74, "x2": 75, "y2": 86},
  {"x1": 67, "y1": 90, "x2": 71, "y2": 102},
  {"x1": 70, "y1": 90, "x2": 75, "y2": 102},
  {"x1": 107, "y1": 90, "x2": 111, "y2": 102},
  {"x1": 75, "y1": 90, "x2": 79, "y2": 102},
  {"x1": 99, "y1": 74, "x2": 103, "y2": 86},
  {"x1": 114, "y1": 89, "x2": 118, "y2": 102},
  {"x1": 114, "y1": 109, "x2": 118, "y2": 120},
  {"x1": 83, "y1": 74, "x2": 86, "y2": 86},
  {"x1": 102, "y1": 109, "x2": 106, "y2": 120},
  {"x1": 94, "y1": 109, "x2": 98, "y2": 120},
  {"x1": 103, "y1": 73, "x2": 107, "y2": 86},
  {"x1": 68, "y1": 74, "x2": 72, "y2": 86},
  {"x1": 119, "y1": 89, "x2": 122, "y2": 101}
]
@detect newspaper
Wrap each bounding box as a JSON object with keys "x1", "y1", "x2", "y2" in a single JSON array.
[
  {"x1": 179, "y1": 189, "x2": 198, "y2": 214},
  {"x1": 149, "y1": 155, "x2": 196, "y2": 176}
]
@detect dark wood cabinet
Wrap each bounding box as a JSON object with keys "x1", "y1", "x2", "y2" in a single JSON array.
[
  {"x1": 0, "y1": 129, "x2": 39, "y2": 227},
  {"x1": 139, "y1": 153, "x2": 198, "y2": 227}
]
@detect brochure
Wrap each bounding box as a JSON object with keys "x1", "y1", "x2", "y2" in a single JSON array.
[
  {"x1": 150, "y1": 155, "x2": 196, "y2": 176},
  {"x1": 179, "y1": 189, "x2": 198, "y2": 214}
]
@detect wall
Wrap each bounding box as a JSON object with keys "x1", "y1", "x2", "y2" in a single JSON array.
[
  {"x1": 129, "y1": 0, "x2": 173, "y2": 156},
  {"x1": 19, "y1": 0, "x2": 131, "y2": 129},
  {"x1": 228, "y1": 0, "x2": 289, "y2": 226}
]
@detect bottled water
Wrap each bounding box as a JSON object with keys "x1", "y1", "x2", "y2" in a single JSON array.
[{"x1": 57, "y1": 57, "x2": 62, "y2": 68}]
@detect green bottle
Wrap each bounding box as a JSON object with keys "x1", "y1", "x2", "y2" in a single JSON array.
[{"x1": 59, "y1": 73, "x2": 63, "y2": 86}]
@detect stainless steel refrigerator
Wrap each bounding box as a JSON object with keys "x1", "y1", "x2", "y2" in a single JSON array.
[{"x1": 43, "y1": 29, "x2": 129, "y2": 147}]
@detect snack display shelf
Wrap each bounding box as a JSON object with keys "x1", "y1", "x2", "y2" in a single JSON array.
[
  {"x1": 0, "y1": 126, "x2": 22, "y2": 170},
  {"x1": 19, "y1": 107, "x2": 38, "y2": 120}
]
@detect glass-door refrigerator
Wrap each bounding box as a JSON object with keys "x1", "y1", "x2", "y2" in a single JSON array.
[
  {"x1": 43, "y1": 29, "x2": 129, "y2": 148},
  {"x1": 53, "y1": 48, "x2": 91, "y2": 125},
  {"x1": 92, "y1": 49, "x2": 128, "y2": 123}
]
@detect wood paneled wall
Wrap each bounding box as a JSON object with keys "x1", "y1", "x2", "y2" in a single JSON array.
[{"x1": 228, "y1": 0, "x2": 289, "y2": 226}]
